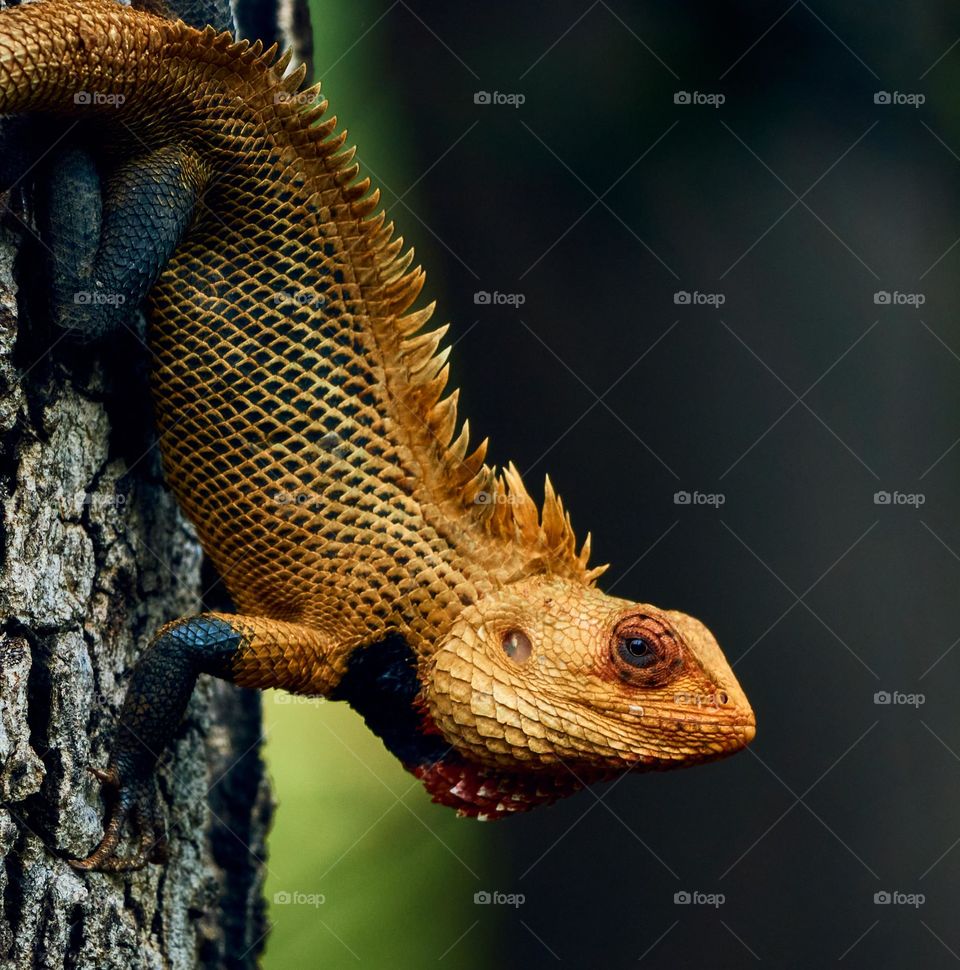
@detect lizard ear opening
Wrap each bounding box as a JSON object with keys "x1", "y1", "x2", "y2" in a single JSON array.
[{"x1": 500, "y1": 628, "x2": 532, "y2": 664}]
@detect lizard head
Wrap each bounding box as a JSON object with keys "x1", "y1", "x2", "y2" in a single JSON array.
[{"x1": 416, "y1": 574, "x2": 755, "y2": 818}]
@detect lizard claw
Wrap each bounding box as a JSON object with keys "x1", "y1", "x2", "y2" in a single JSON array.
[
  {"x1": 69, "y1": 766, "x2": 166, "y2": 872},
  {"x1": 88, "y1": 764, "x2": 120, "y2": 787}
]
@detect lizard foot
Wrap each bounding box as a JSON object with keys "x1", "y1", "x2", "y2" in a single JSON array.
[{"x1": 69, "y1": 765, "x2": 168, "y2": 872}]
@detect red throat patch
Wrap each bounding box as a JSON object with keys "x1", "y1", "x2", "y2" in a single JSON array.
[{"x1": 410, "y1": 757, "x2": 615, "y2": 819}]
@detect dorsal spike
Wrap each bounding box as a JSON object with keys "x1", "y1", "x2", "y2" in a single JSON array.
[
  {"x1": 429, "y1": 390, "x2": 460, "y2": 447},
  {"x1": 334, "y1": 161, "x2": 360, "y2": 187},
  {"x1": 395, "y1": 301, "x2": 435, "y2": 337},
  {"x1": 273, "y1": 48, "x2": 294, "y2": 76},
  {"x1": 297, "y1": 81, "x2": 323, "y2": 107},
  {"x1": 282, "y1": 62, "x2": 308, "y2": 92},
  {"x1": 447, "y1": 419, "x2": 471, "y2": 464}
]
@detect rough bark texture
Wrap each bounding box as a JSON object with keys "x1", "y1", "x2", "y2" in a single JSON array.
[{"x1": 0, "y1": 169, "x2": 271, "y2": 965}]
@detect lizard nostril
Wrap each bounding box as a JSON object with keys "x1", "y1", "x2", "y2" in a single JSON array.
[{"x1": 501, "y1": 629, "x2": 532, "y2": 664}]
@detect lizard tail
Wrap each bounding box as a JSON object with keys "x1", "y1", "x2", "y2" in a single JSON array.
[{"x1": 0, "y1": 0, "x2": 149, "y2": 115}]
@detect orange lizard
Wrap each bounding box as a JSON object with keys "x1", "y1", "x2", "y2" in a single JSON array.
[{"x1": 0, "y1": 0, "x2": 755, "y2": 871}]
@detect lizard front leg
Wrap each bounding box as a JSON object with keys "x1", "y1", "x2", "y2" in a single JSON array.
[{"x1": 71, "y1": 612, "x2": 341, "y2": 872}]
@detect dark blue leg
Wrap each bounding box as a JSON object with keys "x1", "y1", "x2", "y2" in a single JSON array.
[{"x1": 37, "y1": 142, "x2": 205, "y2": 342}]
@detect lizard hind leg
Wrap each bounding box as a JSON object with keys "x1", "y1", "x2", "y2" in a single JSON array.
[
  {"x1": 132, "y1": 0, "x2": 235, "y2": 33},
  {"x1": 36, "y1": 141, "x2": 206, "y2": 343},
  {"x1": 71, "y1": 612, "x2": 339, "y2": 872}
]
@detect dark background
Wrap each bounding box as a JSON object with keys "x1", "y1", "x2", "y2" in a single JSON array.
[{"x1": 266, "y1": 2, "x2": 960, "y2": 966}]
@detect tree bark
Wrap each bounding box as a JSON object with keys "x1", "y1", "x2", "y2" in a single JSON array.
[{"x1": 0, "y1": 156, "x2": 271, "y2": 968}]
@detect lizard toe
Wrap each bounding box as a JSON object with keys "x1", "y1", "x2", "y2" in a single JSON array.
[{"x1": 69, "y1": 768, "x2": 159, "y2": 873}]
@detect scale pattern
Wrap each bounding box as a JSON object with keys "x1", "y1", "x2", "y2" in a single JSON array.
[{"x1": 0, "y1": 0, "x2": 599, "y2": 665}]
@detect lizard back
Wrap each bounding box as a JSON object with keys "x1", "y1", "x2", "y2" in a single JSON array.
[{"x1": 0, "y1": 0, "x2": 599, "y2": 654}]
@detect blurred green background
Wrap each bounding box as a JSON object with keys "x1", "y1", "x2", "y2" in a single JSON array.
[
  {"x1": 262, "y1": 5, "x2": 483, "y2": 967},
  {"x1": 262, "y1": 695, "x2": 486, "y2": 967}
]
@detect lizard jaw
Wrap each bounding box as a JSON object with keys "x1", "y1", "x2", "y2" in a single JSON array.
[{"x1": 409, "y1": 718, "x2": 753, "y2": 817}]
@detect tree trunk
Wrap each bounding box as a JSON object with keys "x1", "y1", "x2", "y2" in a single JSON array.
[{"x1": 0, "y1": 141, "x2": 270, "y2": 970}]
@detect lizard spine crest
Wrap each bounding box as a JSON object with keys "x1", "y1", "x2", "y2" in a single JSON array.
[{"x1": 195, "y1": 19, "x2": 604, "y2": 584}]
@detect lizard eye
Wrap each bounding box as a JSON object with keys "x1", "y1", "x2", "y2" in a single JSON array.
[
  {"x1": 617, "y1": 635, "x2": 656, "y2": 668},
  {"x1": 610, "y1": 615, "x2": 681, "y2": 685}
]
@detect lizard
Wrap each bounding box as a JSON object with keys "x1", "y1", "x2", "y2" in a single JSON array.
[{"x1": 0, "y1": 0, "x2": 756, "y2": 872}]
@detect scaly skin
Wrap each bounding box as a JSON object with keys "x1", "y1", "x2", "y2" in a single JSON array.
[{"x1": 0, "y1": 0, "x2": 755, "y2": 870}]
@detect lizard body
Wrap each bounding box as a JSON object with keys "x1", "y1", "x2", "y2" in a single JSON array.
[{"x1": 0, "y1": 0, "x2": 755, "y2": 870}]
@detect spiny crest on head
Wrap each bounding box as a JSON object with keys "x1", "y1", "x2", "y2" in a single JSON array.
[{"x1": 204, "y1": 27, "x2": 607, "y2": 585}]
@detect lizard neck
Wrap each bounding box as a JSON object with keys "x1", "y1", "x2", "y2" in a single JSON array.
[{"x1": 388, "y1": 497, "x2": 554, "y2": 659}]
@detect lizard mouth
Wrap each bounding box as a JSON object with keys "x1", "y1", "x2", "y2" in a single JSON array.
[
  {"x1": 410, "y1": 713, "x2": 756, "y2": 818},
  {"x1": 409, "y1": 720, "x2": 754, "y2": 816}
]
